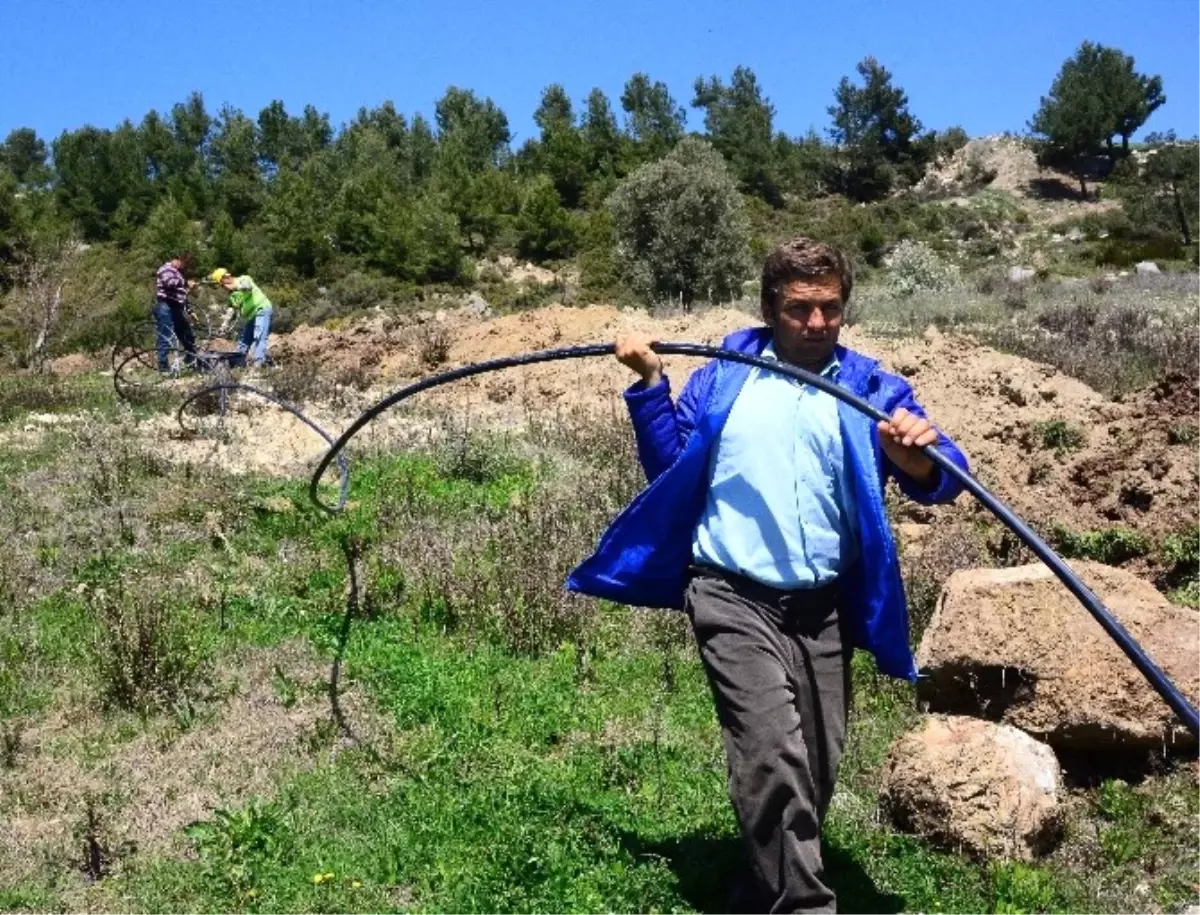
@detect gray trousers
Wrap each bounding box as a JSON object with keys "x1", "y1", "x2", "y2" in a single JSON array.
[{"x1": 685, "y1": 567, "x2": 852, "y2": 914}]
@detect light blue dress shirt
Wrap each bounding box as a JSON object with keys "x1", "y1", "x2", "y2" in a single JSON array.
[{"x1": 692, "y1": 342, "x2": 858, "y2": 588}]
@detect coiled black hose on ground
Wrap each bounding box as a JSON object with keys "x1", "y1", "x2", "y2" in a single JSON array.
[
  {"x1": 110, "y1": 325, "x2": 353, "y2": 507},
  {"x1": 308, "y1": 341, "x2": 1200, "y2": 739},
  {"x1": 176, "y1": 381, "x2": 352, "y2": 511}
]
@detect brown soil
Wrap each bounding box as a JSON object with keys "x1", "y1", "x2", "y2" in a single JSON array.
[
  {"x1": 132, "y1": 304, "x2": 1195, "y2": 543},
  {"x1": 918, "y1": 136, "x2": 1121, "y2": 225},
  {"x1": 45, "y1": 352, "x2": 105, "y2": 376}
]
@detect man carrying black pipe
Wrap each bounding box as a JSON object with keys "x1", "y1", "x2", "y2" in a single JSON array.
[{"x1": 567, "y1": 237, "x2": 970, "y2": 913}]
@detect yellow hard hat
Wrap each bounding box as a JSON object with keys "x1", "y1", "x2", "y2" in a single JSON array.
[{"x1": 210, "y1": 268, "x2": 229, "y2": 284}]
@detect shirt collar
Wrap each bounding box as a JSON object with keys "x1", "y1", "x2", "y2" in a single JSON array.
[{"x1": 761, "y1": 341, "x2": 841, "y2": 380}]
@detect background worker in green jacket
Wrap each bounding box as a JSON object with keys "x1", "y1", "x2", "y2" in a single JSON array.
[{"x1": 211, "y1": 268, "x2": 274, "y2": 367}]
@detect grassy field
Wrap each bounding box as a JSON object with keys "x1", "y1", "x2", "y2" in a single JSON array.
[{"x1": 0, "y1": 344, "x2": 1197, "y2": 913}]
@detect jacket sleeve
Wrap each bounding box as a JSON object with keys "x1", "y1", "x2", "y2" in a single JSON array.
[
  {"x1": 879, "y1": 379, "x2": 969, "y2": 505},
  {"x1": 624, "y1": 367, "x2": 707, "y2": 483}
]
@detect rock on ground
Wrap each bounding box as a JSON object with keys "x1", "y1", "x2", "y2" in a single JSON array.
[
  {"x1": 917, "y1": 562, "x2": 1199, "y2": 751},
  {"x1": 1136, "y1": 260, "x2": 1161, "y2": 275},
  {"x1": 882, "y1": 714, "x2": 1064, "y2": 861},
  {"x1": 460, "y1": 291, "x2": 492, "y2": 318}
]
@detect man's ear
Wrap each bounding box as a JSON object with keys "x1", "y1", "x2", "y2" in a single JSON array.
[{"x1": 761, "y1": 300, "x2": 776, "y2": 328}]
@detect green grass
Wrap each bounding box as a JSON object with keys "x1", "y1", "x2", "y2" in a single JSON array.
[
  {"x1": 0, "y1": 372, "x2": 116, "y2": 423},
  {"x1": 109, "y1": 621, "x2": 1080, "y2": 915},
  {"x1": 1, "y1": 431, "x2": 1196, "y2": 914}
]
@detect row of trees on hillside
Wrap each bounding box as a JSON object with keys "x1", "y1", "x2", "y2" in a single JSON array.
[
  {"x1": 0, "y1": 59, "x2": 951, "y2": 287},
  {"x1": 0, "y1": 43, "x2": 1192, "y2": 337}
]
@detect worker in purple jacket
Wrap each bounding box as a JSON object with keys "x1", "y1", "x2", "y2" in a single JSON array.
[
  {"x1": 566, "y1": 237, "x2": 970, "y2": 913},
  {"x1": 154, "y1": 252, "x2": 198, "y2": 372}
]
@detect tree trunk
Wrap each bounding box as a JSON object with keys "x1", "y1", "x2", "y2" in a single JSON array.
[
  {"x1": 1077, "y1": 173, "x2": 1089, "y2": 198},
  {"x1": 1170, "y1": 181, "x2": 1193, "y2": 246},
  {"x1": 29, "y1": 280, "x2": 65, "y2": 373}
]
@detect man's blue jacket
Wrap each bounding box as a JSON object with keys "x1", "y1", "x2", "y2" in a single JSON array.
[{"x1": 565, "y1": 325, "x2": 970, "y2": 680}]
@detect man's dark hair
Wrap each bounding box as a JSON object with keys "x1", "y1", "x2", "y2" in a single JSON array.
[
  {"x1": 760, "y1": 237, "x2": 854, "y2": 322},
  {"x1": 176, "y1": 252, "x2": 195, "y2": 272}
]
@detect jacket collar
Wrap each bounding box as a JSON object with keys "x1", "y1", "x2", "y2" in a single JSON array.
[{"x1": 719, "y1": 325, "x2": 880, "y2": 395}]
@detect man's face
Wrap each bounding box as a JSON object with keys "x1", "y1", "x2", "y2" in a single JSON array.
[
  {"x1": 220, "y1": 275, "x2": 236, "y2": 291},
  {"x1": 766, "y1": 274, "x2": 844, "y2": 369}
]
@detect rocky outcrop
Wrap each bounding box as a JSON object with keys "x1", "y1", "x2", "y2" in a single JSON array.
[{"x1": 917, "y1": 562, "x2": 1199, "y2": 751}]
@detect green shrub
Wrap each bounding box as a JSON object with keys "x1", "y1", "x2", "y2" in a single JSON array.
[
  {"x1": 327, "y1": 271, "x2": 400, "y2": 312},
  {"x1": 935, "y1": 126, "x2": 970, "y2": 160},
  {"x1": 1050, "y1": 525, "x2": 1148, "y2": 565},
  {"x1": 608, "y1": 137, "x2": 750, "y2": 306},
  {"x1": 857, "y1": 223, "x2": 887, "y2": 267},
  {"x1": 1094, "y1": 231, "x2": 1184, "y2": 267},
  {"x1": 87, "y1": 582, "x2": 211, "y2": 714},
  {"x1": 1094, "y1": 780, "x2": 1149, "y2": 866},
  {"x1": 884, "y1": 240, "x2": 959, "y2": 295},
  {"x1": 1162, "y1": 524, "x2": 1199, "y2": 570},
  {"x1": 185, "y1": 797, "x2": 292, "y2": 903},
  {"x1": 1167, "y1": 423, "x2": 1198, "y2": 445},
  {"x1": 1035, "y1": 420, "x2": 1086, "y2": 453}
]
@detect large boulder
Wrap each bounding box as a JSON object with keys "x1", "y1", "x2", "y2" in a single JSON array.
[
  {"x1": 917, "y1": 562, "x2": 1199, "y2": 751},
  {"x1": 1135, "y1": 260, "x2": 1161, "y2": 275},
  {"x1": 882, "y1": 715, "x2": 1064, "y2": 861}
]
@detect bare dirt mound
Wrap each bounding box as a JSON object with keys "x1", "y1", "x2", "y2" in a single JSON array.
[
  {"x1": 131, "y1": 304, "x2": 1196, "y2": 542},
  {"x1": 916, "y1": 136, "x2": 1120, "y2": 224},
  {"x1": 863, "y1": 329, "x2": 1198, "y2": 535},
  {"x1": 920, "y1": 136, "x2": 1087, "y2": 200},
  {"x1": 45, "y1": 352, "x2": 105, "y2": 376}
]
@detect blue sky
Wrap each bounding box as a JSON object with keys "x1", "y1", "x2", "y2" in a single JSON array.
[{"x1": 2, "y1": 0, "x2": 1197, "y2": 147}]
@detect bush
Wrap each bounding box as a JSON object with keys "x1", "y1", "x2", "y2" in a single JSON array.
[
  {"x1": 327, "y1": 271, "x2": 400, "y2": 312},
  {"x1": 1160, "y1": 524, "x2": 1199, "y2": 587},
  {"x1": 883, "y1": 240, "x2": 959, "y2": 295},
  {"x1": 369, "y1": 416, "x2": 645, "y2": 656},
  {"x1": 1168, "y1": 423, "x2": 1199, "y2": 445},
  {"x1": 1050, "y1": 525, "x2": 1149, "y2": 565},
  {"x1": 857, "y1": 223, "x2": 887, "y2": 267},
  {"x1": 88, "y1": 582, "x2": 210, "y2": 714},
  {"x1": 419, "y1": 322, "x2": 452, "y2": 367},
  {"x1": 1094, "y1": 231, "x2": 1184, "y2": 267},
  {"x1": 1035, "y1": 419, "x2": 1086, "y2": 453},
  {"x1": 935, "y1": 126, "x2": 970, "y2": 160},
  {"x1": 270, "y1": 359, "x2": 324, "y2": 404},
  {"x1": 960, "y1": 150, "x2": 998, "y2": 188},
  {"x1": 608, "y1": 136, "x2": 750, "y2": 306}
]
